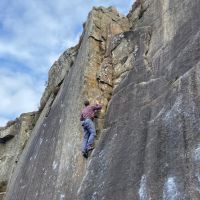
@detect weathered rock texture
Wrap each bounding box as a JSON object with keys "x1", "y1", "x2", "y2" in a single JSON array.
[
  {"x1": 40, "y1": 46, "x2": 79, "y2": 111},
  {"x1": 3, "y1": 0, "x2": 200, "y2": 199},
  {"x1": 0, "y1": 112, "x2": 39, "y2": 199},
  {"x1": 78, "y1": 0, "x2": 200, "y2": 199}
]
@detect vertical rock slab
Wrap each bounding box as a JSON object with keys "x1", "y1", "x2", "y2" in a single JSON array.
[{"x1": 77, "y1": 0, "x2": 200, "y2": 199}]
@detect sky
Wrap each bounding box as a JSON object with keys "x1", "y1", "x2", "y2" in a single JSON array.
[{"x1": 0, "y1": 0, "x2": 133, "y2": 126}]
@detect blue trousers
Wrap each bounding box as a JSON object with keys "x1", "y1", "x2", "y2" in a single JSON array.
[{"x1": 81, "y1": 118, "x2": 96, "y2": 153}]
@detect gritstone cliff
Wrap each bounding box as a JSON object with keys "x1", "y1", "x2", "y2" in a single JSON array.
[{"x1": 1, "y1": 0, "x2": 200, "y2": 199}]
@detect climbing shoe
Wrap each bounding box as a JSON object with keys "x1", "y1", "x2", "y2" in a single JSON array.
[{"x1": 82, "y1": 151, "x2": 88, "y2": 159}]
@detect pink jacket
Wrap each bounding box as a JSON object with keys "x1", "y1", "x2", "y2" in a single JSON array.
[{"x1": 80, "y1": 104, "x2": 102, "y2": 121}]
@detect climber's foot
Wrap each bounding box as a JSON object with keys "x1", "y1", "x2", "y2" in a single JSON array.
[{"x1": 82, "y1": 151, "x2": 88, "y2": 159}]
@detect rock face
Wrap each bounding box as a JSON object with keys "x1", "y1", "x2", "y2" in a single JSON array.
[
  {"x1": 78, "y1": 0, "x2": 200, "y2": 199},
  {"x1": 0, "y1": 112, "x2": 39, "y2": 199},
  {"x1": 40, "y1": 46, "x2": 79, "y2": 111},
  {"x1": 3, "y1": 0, "x2": 200, "y2": 200}
]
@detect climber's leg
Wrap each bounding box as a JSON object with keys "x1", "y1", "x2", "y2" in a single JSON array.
[
  {"x1": 86, "y1": 119, "x2": 96, "y2": 151},
  {"x1": 82, "y1": 122, "x2": 90, "y2": 154}
]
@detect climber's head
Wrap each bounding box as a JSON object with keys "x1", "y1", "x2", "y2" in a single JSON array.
[{"x1": 84, "y1": 100, "x2": 90, "y2": 106}]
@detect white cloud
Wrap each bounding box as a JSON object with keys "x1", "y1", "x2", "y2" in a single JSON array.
[
  {"x1": 0, "y1": 68, "x2": 44, "y2": 126},
  {"x1": 0, "y1": 0, "x2": 133, "y2": 126}
]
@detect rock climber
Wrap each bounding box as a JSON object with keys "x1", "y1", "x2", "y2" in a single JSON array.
[{"x1": 80, "y1": 100, "x2": 102, "y2": 158}]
